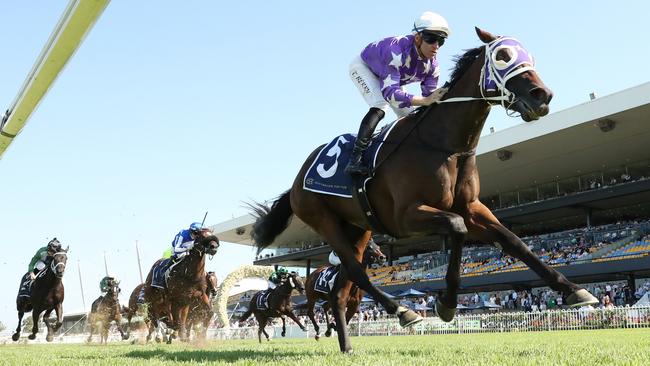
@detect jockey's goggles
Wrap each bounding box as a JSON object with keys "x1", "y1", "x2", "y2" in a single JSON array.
[{"x1": 421, "y1": 32, "x2": 446, "y2": 46}]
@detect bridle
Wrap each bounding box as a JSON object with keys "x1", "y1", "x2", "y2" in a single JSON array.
[{"x1": 437, "y1": 36, "x2": 537, "y2": 117}]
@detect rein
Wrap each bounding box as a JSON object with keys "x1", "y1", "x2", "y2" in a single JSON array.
[{"x1": 379, "y1": 36, "x2": 536, "y2": 163}]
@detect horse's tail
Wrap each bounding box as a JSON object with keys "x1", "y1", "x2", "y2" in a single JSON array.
[
  {"x1": 250, "y1": 189, "x2": 293, "y2": 254},
  {"x1": 238, "y1": 308, "x2": 253, "y2": 323}
]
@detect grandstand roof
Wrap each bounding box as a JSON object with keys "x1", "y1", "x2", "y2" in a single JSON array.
[{"x1": 211, "y1": 82, "x2": 650, "y2": 250}]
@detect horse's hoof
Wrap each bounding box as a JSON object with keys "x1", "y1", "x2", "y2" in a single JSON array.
[
  {"x1": 343, "y1": 349, "x2": 354, "y2": 355},
  {"x1": 324, "y1": 330, "x2": 332, "y2": 337},
  {"x1": 435, "y1": 299, "x2": 457, "y2": 323},
  {"x1": 281, "y1": 331, "x2": 286, "y2": 337},
  {"x1": 567, "y1": 289, "x2": 599, "y2": 307},
  {"x1": 397, "y1": 306, "x2": 423, "y2": 327},
  {"x1": 28, "y1": 334, "x2": 36, "y2": 340},
  {"x1": 315, "y1": 334, "x2": 320, "y2": 341},
  {"x1": 46, "y1": 335, "x2": 53, "y2": 343},
  {"x1": 301, "y1": 327, "x2": 307, "y2": 332},
  {"x1": 155, "y1": 336, "x2": 162, "y2": 343},
  {"x1": 11, "y1": 333, "x2": 19, "y2": 342}
]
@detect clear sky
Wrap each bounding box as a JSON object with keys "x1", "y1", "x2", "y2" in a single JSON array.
[{"x1": 1, "y1": 1, "x2": 649, "y2": 331}]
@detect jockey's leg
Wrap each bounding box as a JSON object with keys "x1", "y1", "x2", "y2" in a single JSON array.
[{"x1": 345, "y1": 107, "x2": 385, "y2": 175}]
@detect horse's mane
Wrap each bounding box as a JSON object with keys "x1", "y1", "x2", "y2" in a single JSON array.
[{"x1": 447, "y1": 46, "x2": 483, "y2": 89}]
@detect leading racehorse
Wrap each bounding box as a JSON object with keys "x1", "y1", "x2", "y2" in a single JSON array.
[
  {"x1": 13, "y1": 248, "x2": 68, "y2": 342},
  {"x1": 251, "y1": 28, "x2": 598, "y2": 352},
  {"x1": 143, "y1": 228, "x2": 219, "y2": 342}
]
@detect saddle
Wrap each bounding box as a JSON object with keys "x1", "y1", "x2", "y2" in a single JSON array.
[
  {"x1": 17, "y1": 273, "x2": 33, "y2": 298},
  {"x1": 151, "y1": 258, "x2": 175, "y2": 289},
  {"x1": 255, "y1": 289, "x2": 272, "y2": 310}
]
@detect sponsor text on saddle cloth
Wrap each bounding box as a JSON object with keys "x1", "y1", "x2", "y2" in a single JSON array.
[
  {"x1": 256, "y1": 289, "x2": 272, "y2": 310},
  {"x1": 314, "y1": 266, "x2": 340, "y2": 294},
  {"x1": 151, "y1": 258, "x2": 173, "y2": 289},
  {"x1": 303, "y1": 121, "x2": 398, "y2": 197}
]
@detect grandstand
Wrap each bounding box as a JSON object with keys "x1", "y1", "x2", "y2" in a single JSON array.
[{"x1": 213, "y1": 82, "x2": 650, "y2": 300}]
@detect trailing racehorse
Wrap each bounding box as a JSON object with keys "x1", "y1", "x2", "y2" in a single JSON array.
[
  {"x1": 13, "y1": 248, "x2": 68, "y2": 342},
  {"x1": 87, "y1": 279, "x2": 128, "y2": 343},
  {"x1": 305, "y1": 239, "x2": 386, "y2": 345},
  {"x1": 250, "y1": 28, "x2": 598, "y2": 353},
  {"x1": 239, "y1": 271, "x2": 307, "y2": 343},
  {"x1": 143, "y1": 228, "x2": 219, "y2": 343},
  {"x1": 184, "y1": 271, "x2": 218, "y2": 340}
]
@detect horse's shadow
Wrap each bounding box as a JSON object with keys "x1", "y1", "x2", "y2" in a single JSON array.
[{"x1": 124, "y1": 348, "x2": 310, "y2": 363}]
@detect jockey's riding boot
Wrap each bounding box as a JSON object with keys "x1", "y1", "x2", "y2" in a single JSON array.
[{"x1": 345, "y1": 107, "x2": 385, "y2": 175}]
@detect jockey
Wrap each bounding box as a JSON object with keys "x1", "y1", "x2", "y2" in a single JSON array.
[
  {"x1": 268, "y1": 267, "x2": 289, "y2": 289},
  {"x1": 99, "y1": 275, "x2": 118, "y2": 294},
  {"x1": 28, "y1": 238, "x2": 62, "y2": 280},
  {"x1": 170, "y1": 222, "x2": 203, "y2": 261},
  {"x1": 345, "y1": 11, "x2": 451, "y2": 175}
]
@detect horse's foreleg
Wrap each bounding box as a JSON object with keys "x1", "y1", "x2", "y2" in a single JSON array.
[
  {"x1": 466, "y1": 201, "x2": 597, "y2": 306},
  {"x1": 54, "y1": 303, "x2": 63, "y2": 331},
  {"x1": 29, "y1": 308, "x2": 43, "y2": 340},
  {"x1": 115, "y1": 312, "x2": 128, "y2": 340},
  {"x1": 177, "y1": 305, "x2": 190, "y2": 342},
  {"x1": 306, "y1": 299, "x2": 320, "y2": 339},
  {"x1": 401, "y1": 203, "x2": 468, "y2": 322},
  {"x1": 280, "y1": 316, "x2": 287, "y2": 337},
  {"x1": 43, "y1": 308, "x2": 55, "y2": 342}
]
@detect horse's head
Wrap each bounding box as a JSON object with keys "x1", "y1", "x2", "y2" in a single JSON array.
[
  {"x1": 206, "y1": 271, "x2": 218, "y2": 297},
  {"x1": 107, "y1": 282, "x2": 121, "y2": 300},
  {"x1": 193, "y1": 228, "x2": 220, "y2": 256},
  {"x1": 364, "y1": 240, "x2": 387, "y2": 266},
  {"x1": 51, "y1": 247, "x2": 69, "y2": 278},
  {"x1": 475, "y1": 27, "x2": 553, "y2": 122},
  {"x1": 283, "y1": 271, "x2": 305, "y2": 294}
]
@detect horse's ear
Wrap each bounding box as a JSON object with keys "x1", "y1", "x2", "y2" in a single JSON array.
[{"x1": 475, "y1": 27, "x2": 497, "y2": 43}]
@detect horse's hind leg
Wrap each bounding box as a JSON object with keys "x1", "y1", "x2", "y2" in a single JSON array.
[
  {"x1": 12, "y1": 309, "x2": 24, "y2": 341},
  {"x1": 295, "y1": 204, "x2": 409, "y2": 323},
  {"x1": 330, "y1": 289, "x2": 353, "y2": 353},
  {"x1": 465, "y1": 201, "x2": 597, "y2": 306}
]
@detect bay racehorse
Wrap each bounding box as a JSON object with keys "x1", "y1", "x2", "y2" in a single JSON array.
[
  {"x1": 125, "y1": 283, "x2": 151, "y2": 339},
  {"x1": 251, "y1": 28, "x2": 598, "y2": 352},
  {"x1": 13, "y1": 248, "x2": 68, "y2": 342},
  {"x1": 184, "y1": 271, "x2": 218, "y2": 340},
  {"x1": 238, "y1": 271, "x2": 307, "y2": 343},
  {"x1": 143, "y1": 228, "x2": 219, "y2": 343},
  {"x1": 87, "y1": 279, "x2": 128, "y2": 343},
  {"x1": 304, "y1": 239, "x2": 385, "y2": 346}
]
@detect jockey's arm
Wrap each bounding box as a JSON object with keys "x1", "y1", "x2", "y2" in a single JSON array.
[{"x1": 28, "y1": 247, "x2": 46, "y2": 272}]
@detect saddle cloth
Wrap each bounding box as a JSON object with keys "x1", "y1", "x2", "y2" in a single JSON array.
[
  {"x1": 255, "y1": 289, "x2": 272, "y2": 310},
  {"x1": 303, "y1": 121, "x2": 398, "y2": 197},
  {"x1": 314, "y1": 266, "x2": 340, "y2": 294},
  {"x1": 18, "y1": 273, "x2": 32, "y2": 298},
  {"x1": 151, "y1": 259, "x2": 173, "y2": 289}
]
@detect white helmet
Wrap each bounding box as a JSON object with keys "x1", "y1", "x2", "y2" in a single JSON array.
[
  {"x1": 328, "y1": 251, "x2": 341, "y2": 266},
  {"x1": 412, "y1": 11, "x2": 451, "y2": 38}
]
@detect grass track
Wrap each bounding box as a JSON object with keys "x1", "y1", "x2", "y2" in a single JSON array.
[{"x1": 1, "y1": 329, "x2": 649, "y2": 365}]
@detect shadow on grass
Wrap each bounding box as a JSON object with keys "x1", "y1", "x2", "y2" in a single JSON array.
[{"x1": 125, "y1": 349, "x2": 306, "y2": 363}]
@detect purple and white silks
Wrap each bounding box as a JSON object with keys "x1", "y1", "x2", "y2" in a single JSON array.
[{"x1": 360, "y1": 35, "x2": 440, "y2": 108}]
